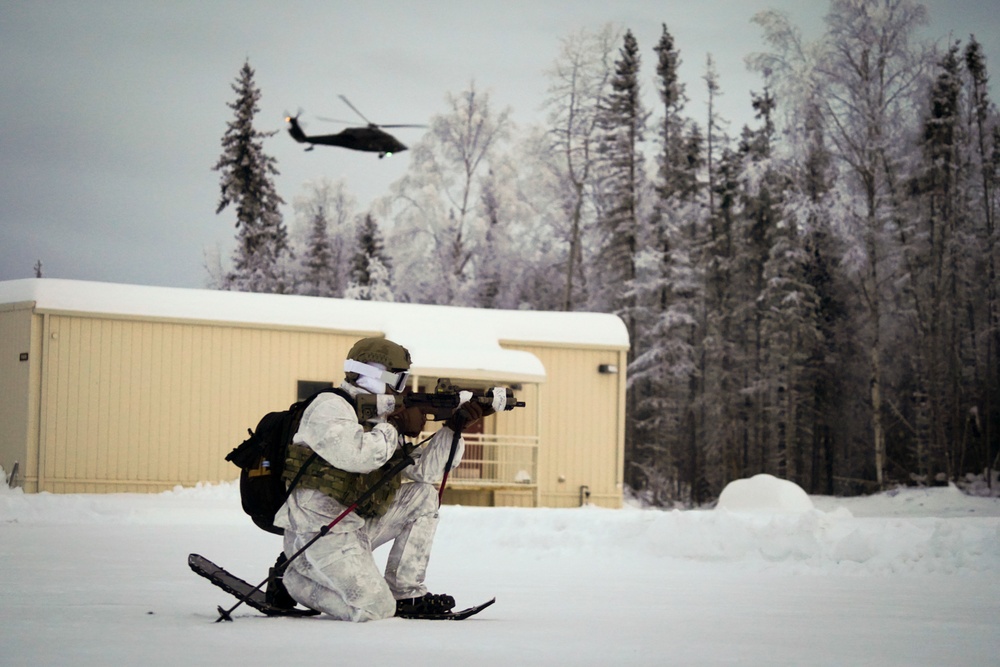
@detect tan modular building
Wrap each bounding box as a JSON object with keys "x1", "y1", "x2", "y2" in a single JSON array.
[{"x1": 0, "y1": 279, "x2": 629, "y2": 508}]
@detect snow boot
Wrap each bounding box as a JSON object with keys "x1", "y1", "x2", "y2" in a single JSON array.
[
  {"x1": 265, "y1": 552, "x2": 297, "y2": 610},
  {"x1": 395, "y1": 592, "x2": 456, "y2": 617}
]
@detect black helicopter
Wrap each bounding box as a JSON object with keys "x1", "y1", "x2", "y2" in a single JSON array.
[{"x1": 286, "y1": 95, "x2": 425, "y2": 158}]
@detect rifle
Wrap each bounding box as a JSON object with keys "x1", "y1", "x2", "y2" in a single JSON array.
[{"x1": 354, "y1": 378, "x2": 525, "y2": 423}]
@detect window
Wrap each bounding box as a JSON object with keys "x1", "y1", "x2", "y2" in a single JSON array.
[{"x1": 297, "y1": 380, "x2": 333, "y2": 401}]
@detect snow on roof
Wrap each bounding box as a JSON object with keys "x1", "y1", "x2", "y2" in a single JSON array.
[{"x1": 0, "y1": 279, "x2": 630, "y2": 383}]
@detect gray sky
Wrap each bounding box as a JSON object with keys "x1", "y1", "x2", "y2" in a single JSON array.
[{"x1": 2, "y1": 1, "x2": 997, "y2": 289}]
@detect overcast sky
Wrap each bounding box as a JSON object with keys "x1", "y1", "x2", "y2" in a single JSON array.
[{"x1": 2, "y1": 1, "x2": 997, "y2": 289}]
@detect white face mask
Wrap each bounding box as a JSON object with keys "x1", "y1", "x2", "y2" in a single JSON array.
[{"x1": 355, "y1": 373, "x2": 387, "y2": 394}]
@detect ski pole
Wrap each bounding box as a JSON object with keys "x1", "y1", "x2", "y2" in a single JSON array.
[
  {"x1": 215, "y1": 444, "x2": 417, "y2": 622},
  {"x1": 437, "y1": 428, "x2": 461, "y2": 505}
]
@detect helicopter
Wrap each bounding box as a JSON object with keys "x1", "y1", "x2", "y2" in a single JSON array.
[{"x1": 285, "y1": 95, "x2": 425, "y2": 158}]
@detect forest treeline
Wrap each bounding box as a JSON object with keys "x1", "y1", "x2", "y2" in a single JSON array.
[{"x1": 212, "y1": 0, "x2": 999, "y2": 505}]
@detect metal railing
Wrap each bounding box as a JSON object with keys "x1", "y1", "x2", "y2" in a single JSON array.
[{"x1": 423, "y1": 432, "x2": 539, "y2": 489}]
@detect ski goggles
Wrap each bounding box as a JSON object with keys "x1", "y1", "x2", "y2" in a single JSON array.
[{"x1": 344, "y1": 359, "x2": 410, "y2": 392}]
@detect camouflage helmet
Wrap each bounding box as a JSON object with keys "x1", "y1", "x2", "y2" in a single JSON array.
[{"x1": 344, "y1": 337, "x2": 412, "y2": 382}]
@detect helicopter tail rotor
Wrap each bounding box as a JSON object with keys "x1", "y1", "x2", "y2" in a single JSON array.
[{"x1": 284, "y1": 110, "x2": 309, "y2": 144}]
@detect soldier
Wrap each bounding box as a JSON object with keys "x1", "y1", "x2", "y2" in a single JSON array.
[{"x1": 269, "y1": 337, "x2": 488, "y2": 621}]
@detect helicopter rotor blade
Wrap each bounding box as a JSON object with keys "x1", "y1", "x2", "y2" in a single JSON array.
[
  {"x1": 316, "y1": 116, "x2": 353, "y2": 124},
  {"x1": 338, "y1": 95, "x2": 372, "y2": 125},
  {"x1": 380, "y1": 124, "x2": 428, "y2": 129}
]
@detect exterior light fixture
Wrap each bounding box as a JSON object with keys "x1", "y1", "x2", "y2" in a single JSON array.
[{"x1": 598, "y1": 364, "x2": 618, "y2": 374}]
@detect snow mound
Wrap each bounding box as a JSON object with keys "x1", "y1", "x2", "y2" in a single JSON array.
[{"x1": 716, "y1": 474, "x2": 815, "y2": 514}]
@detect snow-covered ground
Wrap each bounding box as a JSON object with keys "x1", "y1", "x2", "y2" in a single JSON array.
[{"x1": 2, "y1": 475, "x2": 998, "y2": 666}]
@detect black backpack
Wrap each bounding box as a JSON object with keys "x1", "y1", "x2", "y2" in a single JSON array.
[{"x1": 225, "y1": 388, "x2": 352, "y2": 535}]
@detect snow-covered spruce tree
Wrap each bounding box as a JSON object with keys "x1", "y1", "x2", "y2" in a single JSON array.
[
  {"x1": 474, "y1": 170, "x2": 519, "y2": 309},
  {"x1": 688, "y1": 53, "x2": 732, "y2": 503},
  {"x1": 300, "y1": 206, "x2": 336, "y2": 296},
  {"x1": 344, "y1": 213, "x2": 393, "y2": 302},
  {"x1": 792, "y1": 95, "x2": 853, "y2": 495},
  {"x1": 748, "y1": 86, "x2": 826, "y2": 487},
  {"x1": 641, "y1": 53, "x2": 728, "y2": 505},
  {"x1": 897, "y1": 38, "x2": 1000, "y2": 485},
  {"x1": 703, "y1": 54, "x2": 727, "y2": 219},
  {"x1": 639, "y1": 54, "x2": 726, "y2": 505},
  {"x1": 593, "y1": 29, "x2": 652, "y2": 497},
  {"x1": 652, "y1": 23, "x2": 687, "y2": 196},
  {"x1": 291, "y1": 179, "x2": 357, "y2": 297},
  {"x1": 747, "y1": 10, "x2": 867, "y2": 493},
  {"x1": 896, "y1": 43, "x2": 966, "y2": 483},
  {"x1": 731, "y1": 93, "x2": 785, "y2": 484},
  {"x1": 593, "y1": 29, "x2": 647, "y2": 322},
  {"x1": 702, "y1": 145, "x2": 745, "y2": 489},
  {"x1": 212, "y1": 59, "x2": 289, "y2": 293},
  {"x1": 628, "y1": 23, "x2": 701, "y2": 504}
]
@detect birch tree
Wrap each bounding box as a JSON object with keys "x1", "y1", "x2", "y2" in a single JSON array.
[
  {"x1": 964, "y1": 37, "x2": 1000, "y2": 486},
  {"x1": 542, "y1": 24, "x2": 619, "y2": 310},
  {"x1": 753, "y1": 0, "x2": 929, "y2": 488},
  {"x1": 819, "y1": 0, "x2": 929, "y2": 487},
  {"x1": 385, "y1": 83, "x2": 511, "y2": 304}
]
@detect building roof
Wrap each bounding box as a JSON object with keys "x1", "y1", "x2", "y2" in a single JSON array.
[{"x1": 0, "y1": 279, "x2": 629, "y2": 383}]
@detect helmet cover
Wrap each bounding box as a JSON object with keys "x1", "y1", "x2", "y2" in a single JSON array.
[{"x1": 345, "y1": 338, "x2": 412, "y2": 385}]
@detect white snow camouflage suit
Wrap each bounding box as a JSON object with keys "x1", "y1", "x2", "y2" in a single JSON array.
[{"x1": 273, "y1": 381, "x2": 464, "y2": 621}]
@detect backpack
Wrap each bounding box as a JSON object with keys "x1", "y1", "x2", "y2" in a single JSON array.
[{"x1": 224, "y1": 388, "x2": 353, "y2": 535}]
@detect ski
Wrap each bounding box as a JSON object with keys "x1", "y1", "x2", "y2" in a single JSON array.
[
  {"x1": 397, "y1": 597, "x2": 496, "y2": 621},
  {"x1": 188, "y1": 553, "x2": 320, "y2": 618},
  {"x1": 189, "y1": 553, "x2": 494, "y2": 621}
]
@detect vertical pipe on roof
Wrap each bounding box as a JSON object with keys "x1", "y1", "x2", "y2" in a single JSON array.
[{"x1": 616, "y1": 347, "x2": 627, "y2": 499}]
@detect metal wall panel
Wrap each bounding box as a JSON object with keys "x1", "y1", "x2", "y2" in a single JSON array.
[
  {"x1": 506, "y1": 344, "x2": 626, "y2": 508},
  {"x1": 0, "y1": 306, "x2": 34, "y2": 488},
  {"x1": 38, "y1": 314, "x2": 360, "y2": 492},
  {"x1": 28, "y1": 311, "x2": 625, "y2": 508}
]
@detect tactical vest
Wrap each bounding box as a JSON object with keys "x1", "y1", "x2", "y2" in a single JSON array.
[{"x1": 282, "y1": 439, "x2": 405, "y2": 519}]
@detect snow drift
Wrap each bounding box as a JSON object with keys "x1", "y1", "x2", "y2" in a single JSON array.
[
  {"x1": 2, "y1": 476, "x2": 997, "y2": 575},
  {"x1": 2, "y1": 475, "x2": 998, "y2": 667}
]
